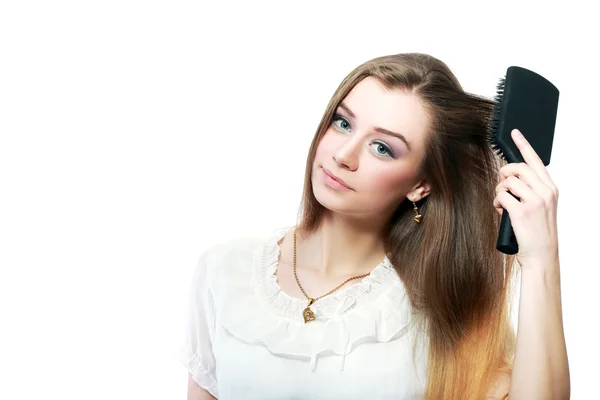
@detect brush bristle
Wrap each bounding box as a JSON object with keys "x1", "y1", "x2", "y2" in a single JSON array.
[{"x1": 489, "y1": 77, "x2": 506, "y2": 158}]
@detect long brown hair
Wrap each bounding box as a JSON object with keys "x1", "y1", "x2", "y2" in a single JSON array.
[{"x1": 295, "y1": 53, "x2": 517, "y2": 399}]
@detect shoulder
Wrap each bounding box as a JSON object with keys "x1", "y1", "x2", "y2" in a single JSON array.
[
  {"x1": 208, "y1": 235, "x2": 263, "y2": 263},
  {"x1": 199, "y1": 228, "x2": 276, "y2": 284}
]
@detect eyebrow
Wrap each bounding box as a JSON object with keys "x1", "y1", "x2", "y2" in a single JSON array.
[{"x1": 338, "y1": 102, "x2": 412, "y2": 151}]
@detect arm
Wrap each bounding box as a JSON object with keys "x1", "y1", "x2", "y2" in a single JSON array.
[
  {"x1": 487, "y1": 371, "x2": 511, "y2": 400},
  {"x1": 492, "y1": 129, "x2": 570, "y2": 399},
  {"x1": 188, "y1": 374, "x2": 217, "y2": 400},
  {"x1": 508, "y1": 257, "x2": 570, "y2": 399},
  {"x1": 181, "y1": 248, "x2": 219, "y2": 399}
]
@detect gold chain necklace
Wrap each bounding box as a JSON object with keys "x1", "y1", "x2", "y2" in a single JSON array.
[{"x1": 293, "y1": 229, "x2": 370, "y2": 323}]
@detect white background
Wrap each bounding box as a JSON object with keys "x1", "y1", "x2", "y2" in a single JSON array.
[{"x1": 1, "y1": 1, "x2": 597, "y2": 398}]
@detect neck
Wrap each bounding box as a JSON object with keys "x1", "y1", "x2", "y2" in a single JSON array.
[{"x1": 296, "y1": 212, "x2": 388, "y2": 278}]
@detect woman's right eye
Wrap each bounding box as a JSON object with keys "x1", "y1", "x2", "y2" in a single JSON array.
[{"x1": 332, "y1": 114, "x2": 351, "y2": 132}]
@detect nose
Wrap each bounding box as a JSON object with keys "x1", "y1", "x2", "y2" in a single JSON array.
[{"x1": 332, "y1": 136, "x2": 360, "y2": 171}]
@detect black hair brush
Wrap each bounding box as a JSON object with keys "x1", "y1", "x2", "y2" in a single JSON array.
[{"x1": 489, "y1": 66, "x2": 559, "y2": 255}]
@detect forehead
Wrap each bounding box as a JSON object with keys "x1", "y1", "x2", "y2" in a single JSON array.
[{"x1": 341, "y1": 77, "x2": 431, "y2": 149}]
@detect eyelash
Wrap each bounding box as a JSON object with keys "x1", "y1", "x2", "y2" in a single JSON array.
[{"x1": 331, "y1": 113, "x2": 396, "y2": 159}]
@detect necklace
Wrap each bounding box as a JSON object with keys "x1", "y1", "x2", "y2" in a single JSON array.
[{"x1": 293, "y1": 229, "x2": 371, "y2": 323}]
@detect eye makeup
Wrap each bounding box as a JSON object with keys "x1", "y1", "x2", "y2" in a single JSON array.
[{"x1": 331, "y1": 112, "x2": 400, "y2": 159}]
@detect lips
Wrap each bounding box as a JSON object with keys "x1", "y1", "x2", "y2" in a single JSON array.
[{"x1": 323, "y1": 167, "x2": 352, "y2": 189}]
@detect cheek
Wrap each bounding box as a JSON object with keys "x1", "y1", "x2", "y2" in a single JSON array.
[
  {"x1": 364, "y1": 165, "x2": 415, "y2": 194},
  {"x1": 315, "y1": 130, "x2": 336, "y2": 152},
  {"x1": 313, "y1": 131, "x2": 338, "y2": 165}
]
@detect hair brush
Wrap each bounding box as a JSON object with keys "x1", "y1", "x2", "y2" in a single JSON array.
[{"x1": 489, "y1": 66, "x2": 559, "y2": 255}]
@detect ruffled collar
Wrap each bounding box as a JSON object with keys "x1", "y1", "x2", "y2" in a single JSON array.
[
  {"x1": 217, "y1": 225, "x2": 415, "y2": 372},
  {"x1": 256, "y1": 225, "x2": 397, "y2": 320}
]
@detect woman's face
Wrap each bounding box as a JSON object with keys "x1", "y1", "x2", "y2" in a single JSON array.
[{"x1": 312, "y1": 77, "x2": 431, "y2": 220}]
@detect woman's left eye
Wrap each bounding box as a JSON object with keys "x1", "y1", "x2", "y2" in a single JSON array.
[{"x1": 371, "y1": 141, "x2": 395, "y2": 158}]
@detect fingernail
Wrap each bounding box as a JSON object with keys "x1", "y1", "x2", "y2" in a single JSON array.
[{"x1": 512, "y1": 129, "x2": 523, "y2": 140}]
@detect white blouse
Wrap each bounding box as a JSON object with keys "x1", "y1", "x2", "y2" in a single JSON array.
[{"x1": 180, "y1": 225, "x2": 429, "y2": 399}]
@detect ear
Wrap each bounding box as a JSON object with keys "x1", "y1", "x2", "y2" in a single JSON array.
[{"x1": 408, "y1": 178, "x2": 431, "y2": 202}]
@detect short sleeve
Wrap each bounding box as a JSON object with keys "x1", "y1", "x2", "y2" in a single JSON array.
[{"x1": 180, "y1": 247, "x2": 218, "y2": 398}]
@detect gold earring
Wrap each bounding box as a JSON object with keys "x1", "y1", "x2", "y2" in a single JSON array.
[{"x1": 412, "y1": 199, "x2": 422, "y2": 223}]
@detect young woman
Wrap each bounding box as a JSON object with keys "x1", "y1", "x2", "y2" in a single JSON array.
[{"x1": 181, "y1": 53, "x2": 570, "y2": 399}]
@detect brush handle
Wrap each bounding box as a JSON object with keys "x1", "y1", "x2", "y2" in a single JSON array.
[{"x1": 497, "y1": 198, "x2": 519, "y2": 255}]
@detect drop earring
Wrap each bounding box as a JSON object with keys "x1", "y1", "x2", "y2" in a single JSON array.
[{"x1": 412, "y1": 198, "x2": 422, "y2": 223}]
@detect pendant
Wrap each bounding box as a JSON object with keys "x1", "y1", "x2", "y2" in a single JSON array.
[{"x1": 303, "y1": 298, "x2": 316, "y2": 323}]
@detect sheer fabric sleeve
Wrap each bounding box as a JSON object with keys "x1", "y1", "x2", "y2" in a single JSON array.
[{"x1": 180, "y1": 247, "x2": 218, "y2": 398}]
